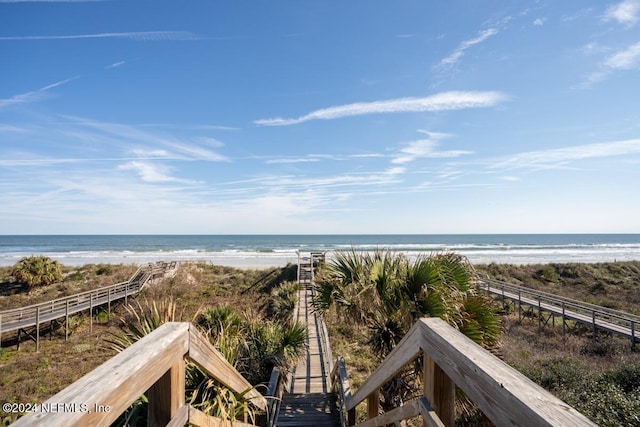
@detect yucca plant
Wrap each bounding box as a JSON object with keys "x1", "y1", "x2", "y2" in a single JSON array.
[{"x1": 107, "y1": 297, "x2": 180, "y2": 351}]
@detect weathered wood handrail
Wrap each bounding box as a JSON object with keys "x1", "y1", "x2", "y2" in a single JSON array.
[
  {"x1": 332, "y1": 318, "x2": 596, "y2": 427},
  {"x1": 0, "y1": 262, "x2": 175, "y2": 343},
  {"x1": 478, "y1": 278, "x2": 640, "y2": 346},
  {"x1": 12, "y1": 322, "x2": 266, "y2": 426}
]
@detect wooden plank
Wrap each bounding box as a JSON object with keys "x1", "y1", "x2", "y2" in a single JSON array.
[
  {"x1": 367, "y1": 389, "x2": 379, "y2": 420},
  {"x1": 188, "y1": 326, "x2": 267, "y2": 411},
  {"x1": 12, "y1": 322, "x2": 190, "y2": 427},
  {"x1": 348, "y1": 323, "x2": 422, "y2": 411},
  {"x1": 188, "y1": 405, "x2": 258, "y2": 427},
  {"x1": 148, "y1": 358, "x2": 185, "y2": 425},
  {"x1": 355, "y1": 399, "x2": 419, "y2": 427},
  {"x1": 415, "y1": 397, "x2": 446, "y2": 427},
  {"x1": 418, "y1": 318, "x2": 596, "y2": 427},
  {"x1": 423, "y1": 354, "x2": 454, "y2": 427},
  {"x1": 166, "y1": 403, "x2": 189, "y2": 427}
]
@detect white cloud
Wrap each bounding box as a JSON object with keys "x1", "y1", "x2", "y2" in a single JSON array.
[
  {"x1": 106, "y1": 61, "x2": 126, "y2": 69},
  {"x1": 0, "y1": 76, "x2": 78, "y2": 109},
  {"x1": 533, "y1": 18, "x2": 546, "y2": 26},
  {"x1": 437, "y1": 28, "x2": 498, "y2": 68},
  {"x1": 604, "y1": 41, "x2": 640, "y2": 69},
  {"x1": 64, "y1": 116, "x2": 230, "y2": 162},
  {"x1": 0, "y1": 31, "x2": 199, "y2": 41},
  {"x1": 255, "y1": 91, "x2": 507, "y2": 126},
  {"x1": 130, "y1": 149, "x2": 172, "y2": 158},
  {"x1": 582, "y1": 42, "x2": 640, "y2": 86},
  {"x1": 603, "y1": 0, "x2": 640, "y2": 26},
  {"x1": 118, "y1": 161, "x2": 198, "y2": 184},
  {"x1": 392, "y1": 131, "x2": 473, "y2": 164},
  {"x1": 266, "y1": 158, "x2": 321, "y2": 164},
  {"x1": 490, "y1": 139, "x2": 640, "y2": 169}
]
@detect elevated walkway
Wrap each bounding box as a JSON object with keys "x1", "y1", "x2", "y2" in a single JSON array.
[
  {"x1": 277, "y1": 252, "x2": 339, "y2": 426},
  {"x1": 11, "y1": 258, "x2": 601, "y2": 426}
]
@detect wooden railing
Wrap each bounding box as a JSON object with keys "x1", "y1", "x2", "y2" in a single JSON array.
[
  {"x1": 331, "y1": 318, "x2": 596, "y2": 427},
  {"x1": 12, "y1": 322, "x2": 267, "y2": 427},
  {"x1": 0, "y1": 262, "x2": 175, "y2": 348},
  {"x1": 478, "y1": 278, "x2": 640, "y2": 347}
]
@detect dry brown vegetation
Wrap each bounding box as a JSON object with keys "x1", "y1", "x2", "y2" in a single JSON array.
[
  {"x1": 1, "y1": 260, "x2": 639, "y2": 426},
  {"x1": 0, "y1": 262, "x2": 296, "y2": 425},
  {"x1": 326, "y1": 261, "x2": 640, "y2": 426}
]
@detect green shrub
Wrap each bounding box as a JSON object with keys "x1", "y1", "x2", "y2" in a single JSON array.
[
  {"x1": 11, "y1": 256, "x2": 63, "y2": 289},
  {"x1": 95, "y1": 264, "x2": 113, "y2": 275},
  {"x1": 521, "y1": 358, "x2": 640, "y2": 426}
]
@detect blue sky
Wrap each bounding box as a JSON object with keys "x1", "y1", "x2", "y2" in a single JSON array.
[{"x1": 1, "y1": 0, "x2": 640, "y2": 234}]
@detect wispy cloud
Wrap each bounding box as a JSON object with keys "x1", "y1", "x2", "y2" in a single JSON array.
[
  {"x1": 254, "y1": 91, "x2": 507, "y2": 126},
  {"x1": 105, "y1": 61, "x2": 126, "y2": 69},
  {"x1": 603, "y1": 0, "x2": 640, "y2": 27},
  {"x1": 582, "y1": 41, "x2": 640, "y2": 86},
  {"x1": 437, "y1": 29, "x2": 498, "y2": 68},
  {"x1": 63, "y1": 116, "x2": 230, "y2": 162},
  {"x1": 266, "y1": 158, "x2": 321, "y2": 164},
  {"x1": 0, "y1": 31, "x2": 199, "y2": 41},
  {"x1": 0, "y1": 76, "x2": 78, "y2": 110},
  {"x1": 533, "y1": 18, "x2": 546, "y2": 26},
  {"x1": 392, "y1": 131, "x2": 473, "y2": 164},
  {"x1": 118, "y1": 161, "x2": 199, "y2": 184},
  {"x1": 490, "y1": 139, "x2": 640, "y2": 170}
]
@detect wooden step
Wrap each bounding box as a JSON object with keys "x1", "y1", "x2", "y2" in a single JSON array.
[{"x1": 276, "y1": 393, "x2": 339, "y2": 427}]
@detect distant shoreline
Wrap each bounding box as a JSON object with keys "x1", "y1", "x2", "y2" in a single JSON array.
[
  {"x1": 2, "y1": 252, "x2": 640, "y2": 270},
  {"x1": 1, "y1": 234, "x2": 639, "y2": 267}
]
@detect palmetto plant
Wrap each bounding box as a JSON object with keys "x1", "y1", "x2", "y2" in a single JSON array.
[
  {"x1": 315, "y1": 250, "x2": 499, "y2": 357},
  {"x1": 314, "y1": 250, "x2": 501, "y2": 414},
  {"x1": 11, "y1": 255, "x2": 63, "y2": 289}
]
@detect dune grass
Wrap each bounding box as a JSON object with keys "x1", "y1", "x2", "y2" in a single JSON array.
[{"x1": 0, "y1": 262, "x2": 297, "y2": 425}]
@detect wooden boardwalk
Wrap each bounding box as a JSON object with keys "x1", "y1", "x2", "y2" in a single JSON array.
[
  {"x1": 479, "y1": 278, "x2": 640, "y2": 347},
  {"x1": 276, "y1": 253, "x2": 338, "y2": 427},
  {"x1": 0, "y1": 262, "x2": 175, "y2": 350}
]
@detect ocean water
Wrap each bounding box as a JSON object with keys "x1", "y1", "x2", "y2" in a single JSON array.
[{"x1": 0, "y1": 234, "x2": 639, "y2": 268}]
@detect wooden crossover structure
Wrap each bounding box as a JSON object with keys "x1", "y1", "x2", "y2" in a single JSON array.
[{"x1": 10, "y1": 253, "x2": 601, "y2": 426}]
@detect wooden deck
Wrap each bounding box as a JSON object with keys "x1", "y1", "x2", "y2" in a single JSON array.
[{"x1": 277, "y1": 253, "x2": 338, "y2": 427}]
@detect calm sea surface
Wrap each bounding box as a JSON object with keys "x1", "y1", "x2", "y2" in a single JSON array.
[{"x1": 0, "y1": 234, "x2": 639, "y2": 267}]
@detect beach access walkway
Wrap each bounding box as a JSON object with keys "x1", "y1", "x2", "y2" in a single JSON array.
[
  {"x1": 479, "y1": 278, "x2": 640, "y2": 348},
  {"x1": 12, "y1": 254, "x2": 599, "y2": 427},
  {"x1": 275, "y1": 252, "x2": 339, "y2": 427},
  {"x1": 0, "y1": 261, "x2": 176, "y2": 351}
]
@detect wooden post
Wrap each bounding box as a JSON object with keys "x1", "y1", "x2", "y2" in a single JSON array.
[
  {"x1": 107, "y1": 288, "x2": 111, "y2": 318},
  {"x1": 148, "y1": 359, "x2": 186, "y2": 425},
  {"x1": 90, "y1": 293, "x2": 93, "y2": 334},
  {"x1": 592, "y1": 311, "x2": 596, "y2": 342},
  {"x1": 36, "y1": 307, "x2": 40, "y2": 352},
  {"x1": 348, "y1": 408, "x2": 356, "y2": 426},
  {"x1": 537, "y1": 296, "x2": 542, "y2": 333},
  {"x1": 518, "y1": 290, "x2": 522, "y2": 322},
  {"x1": 562, "y1": 303, "x2": 566, "y2": 341},
  {"x1": 367, "y1": 390, "x2": 379, "y2": 420},
  {"x1": 65, "y1": 300, "x2": 69, "y2": 341},
  {"x1": 424, "y1": 353, "x2": 455, "y2": 427},
  {"x1": 632, "y1": 321, "x2": 636, "y2": 350}
]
